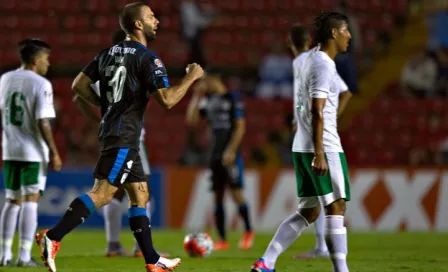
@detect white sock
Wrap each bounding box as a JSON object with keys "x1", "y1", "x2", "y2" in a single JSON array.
[
  {"x1": 0, "y1": 203, "x2": 20, "y2": 261},
  {"x1": 134, "y1": 201, "x2": 151, "y2": 252},
  {"x1": 262, "y1": 212, "x2": 309, "y2": 269},
  {"x1": 314, "y1": 210, "x2": 328, "y2": 252},
  {"x1": 325, "y1": 215, "x2": 349, "y2": 272},
  {"x1": 104, "y1": 199, "x2": 122, "y2": 243},
  {"x1": 19, "y1": 202, "x2": 38, "y2": 262}
]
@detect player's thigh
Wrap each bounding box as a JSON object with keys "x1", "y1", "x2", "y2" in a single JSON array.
[
  {"x1": 322, "y1": 152, "x2": 350, "y2": 207},
  {"x1": 292, "y1": 152, "x2": 321, "y2": 209},
  {"x1": 228, "y1": 155, "x2": 244, "y2": 190},
  {"x1": 3, "y1": 160, "x2": 22, "y2": 201},
  {"x1": 138, "y1": 140, "x2": 151, "y2": 177}
]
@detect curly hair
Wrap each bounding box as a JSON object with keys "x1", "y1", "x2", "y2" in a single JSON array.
[{"x1": 313, "y1": 11, "x2": 348, "y2": 44}]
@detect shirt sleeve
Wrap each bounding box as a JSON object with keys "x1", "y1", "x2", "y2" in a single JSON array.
[
  {"x1": 82, "y1": 53, "x2": 101, "y2": 82},
  {"x1": 231, "y1": 92, "x2": 245, "y2": 119},
  {"x1": 142, "y1": 55, "x2": 170, "y2": 94},
  {"x1": 309, "y1": 61, "x2": 333, "y2": 99},
  {"x1": 36, "y1": 81, "x2": 56, "y2": 119}
]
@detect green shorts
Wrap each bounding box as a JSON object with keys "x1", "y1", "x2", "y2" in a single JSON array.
[
  {"x1": 3, "y1": 160, "x2": 47, "y2": 200},
  {"x1": 293, "y1": 152, "x2": 350, "y2": 208}
]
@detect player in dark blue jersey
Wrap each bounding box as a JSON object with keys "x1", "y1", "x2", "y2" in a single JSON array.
[
  {"x1": 186, "y1": 69, "x2": 254, "y2": 250},
  {"x1": 73, "y1": 29, "x2": 169, "y2": 259},
  {"x1": 36, "y1": 3, "x2": 203, "y2": 272}
]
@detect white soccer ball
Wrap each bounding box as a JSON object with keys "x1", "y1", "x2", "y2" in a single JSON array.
[{"x1": 183, "y1": 232, "x2": 213, "y2": 258}]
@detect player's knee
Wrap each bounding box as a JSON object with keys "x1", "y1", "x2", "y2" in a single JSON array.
[
  {"x1": 325, "y1": 199, "x2": 346, "y2": 215},
  {"x1": 298, "y1": 206, "x2": 321, "y2": 223},
  {"x1": 128, "y1": 192, "x2": 148, "y2": 208},
  {"x1": 23, "y1": 192, "x2": 40, "y2": 202},
  {"x1": 6, "y1": 199, "x2": 21, "y2": 205}
]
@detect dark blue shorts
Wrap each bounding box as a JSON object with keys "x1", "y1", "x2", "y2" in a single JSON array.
[
  {"x1": 94, "y1": 148, "x2": 145, "y2": 187},
  {"x1": 209, "y1": 155, "x2": 244, "y2": 192}
]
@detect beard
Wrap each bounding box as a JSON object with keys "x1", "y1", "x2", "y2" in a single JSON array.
[{"x1": 143, "y1": 23, "x2": 156, "y2": 42}]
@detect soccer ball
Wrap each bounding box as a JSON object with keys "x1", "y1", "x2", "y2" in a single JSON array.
[{"x1": 183, "y1": 232, "x2": 213, "y2": 258}]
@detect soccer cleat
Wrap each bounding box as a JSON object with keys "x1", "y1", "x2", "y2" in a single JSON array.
[
  {"x1": 293, "y1": 248, "x2": 330, "y2": 259},
  {"x1": 145, "y1": 257, "x2": 181, "y2": 271},
  {"x1": 213, "y1": 240, "x2": 230, "y2": 250},
  {"x1": 239, "y1": 231, "x2": 255, "y2": 250},
  {"x1": 251, "y1": 258, "x2": 275, "y2": 272},
  {"x1": 0, "y1": 257, "x2": 13, "y2": 267},
  {"x1": 36, "y1": 229, "x2": 61, "y2": 272},
  {"x1": 17, "y1": 257, "x2": 44, "y2": 267}
]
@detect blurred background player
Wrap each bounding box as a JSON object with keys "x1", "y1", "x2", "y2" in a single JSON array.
[
  {"x1": 35, "y1": 3, "x2": 203, "y2": 272},
  {"x1": 186, "y1": 68, "x2": 254, "y2": 250},
  {"x1": 73, "y1": 29, "x2": 168, "y2": 258},
  {"x1": 288, "y1": 25, "x2": 352, "y2": 260},
  {"x1": 0, "y1": 39, "x2": 62, "y2": 267},
  {"x1": 251, "y1": 11, "x2": 352, "y2": 272}
]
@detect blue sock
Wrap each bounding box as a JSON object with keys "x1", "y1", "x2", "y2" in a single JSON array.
[
  {"x1": 47, "y1": 193, "x2": 95, "y2": 241},
  {"x1": 128, "y1": 206, "x2": 159, "y2": 264}
]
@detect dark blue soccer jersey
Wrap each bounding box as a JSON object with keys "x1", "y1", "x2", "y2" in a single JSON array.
[
  {"x1": 82, "y1": 40, "x2": 169, "y2": 151},
  {"x1": 199, "y1": 91, "x2": 244, "y2": 161}
]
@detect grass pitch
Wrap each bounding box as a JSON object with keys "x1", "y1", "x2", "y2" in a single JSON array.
[{"x1": 2, "y1": 230, "x2": 447, "y2": 272}]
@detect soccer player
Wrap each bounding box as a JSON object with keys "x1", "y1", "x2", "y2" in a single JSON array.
[
  {"x1": 73, "y1": 29, "x2": 167, "y2": 258},
  {"x1": 186, "y1": 68, "x2": 254, "y2": 250},
  {"x1": 288, "y1": 25, "x2": 352, "y2": 260},
  {"x1": 35, "y1": 3, "x2": 203, "y2": 272},
  {"x1": 250, "y1": 11, "x2": 352, "y2": 272},
  {"x1": 0, "y1": 39, "x2": 62, "y2": 267}
]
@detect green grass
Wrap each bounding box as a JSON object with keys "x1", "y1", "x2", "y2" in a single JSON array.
[{"x1": 2, "y1": 230, "x2": 448, "y2": 272}]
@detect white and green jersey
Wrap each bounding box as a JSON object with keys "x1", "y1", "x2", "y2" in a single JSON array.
[
  {"x1": 292, "y1": 47, "x2": 348, "y2": 153},
  {"x1": 0, "y1": 68, "x2": 56, "y2": 162}
]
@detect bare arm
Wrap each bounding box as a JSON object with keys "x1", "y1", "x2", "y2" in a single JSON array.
[
  {"x1": 185, "y1": 92, "x2": 202, "y2": 125},
  {"x1": 311, "y1": 98, "x2": 326, "y2": 156},
  {"x1": 72, "y1": 72, "x2": 101, "y2": 108},
  {"x1": 186, "y1": 80, "x2": 207, "y2": 125},
  {"x1": 73, "y1": 94, "x2": 101, "y2": 123},
  {"x1": 154, "y1": 72, "x2": 199, "y2": 110},
  {"x1": 226, "y1": 118, "x2": 246, "y2": 152},
  {"x1": 337, "y1": 91, "x2": 352, "y2": 118},
  {"x1": 222, "y1": 118, "x2": 246, "y2": 166},
  {"x1": 38, "y1": 118, "x2": 62, "y2": 171}
]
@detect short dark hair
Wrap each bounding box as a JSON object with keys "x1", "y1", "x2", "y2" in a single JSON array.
[
  {"x1": 313, "y1": 11, "x2": 348, "y2": 44},
  {"x1": 17, "y1": 39, "x2": 51, "y2": 64},
  {"x1": 289, "y1": 24, "x2": 309, "y2": 49},
  {"x1": 112, "y1": 29, "x2": 127, "y2": 44},
  {"x1": 119, "y1": 2, "x2": 146, "y2": 35}
]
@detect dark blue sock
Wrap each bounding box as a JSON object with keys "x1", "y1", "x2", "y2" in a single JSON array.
[
  {"x1": 239, "y1": 203, "x2": 252, "y2": 232},
  {"x1": 47, "y1": 193, "x2": 95, "y2": 242},
  {"x1": 128, "y1": 207, "x2": 159, "y2": 264},
  {"x1": 215, "y1": 204, "x2": 226, "y2": 241}
]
